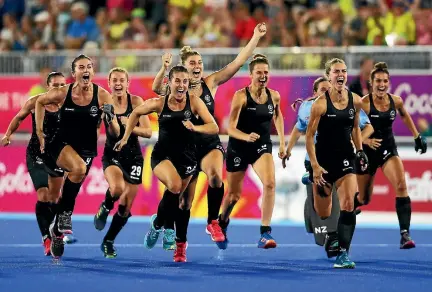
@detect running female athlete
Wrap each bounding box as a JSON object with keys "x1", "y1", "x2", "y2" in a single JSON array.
[
  {"x1": 356, "y1": 62, "x2": 427, "y2": 249},
  {"x1": 1, "y1": 72, "x2": 67, "y2": 256},
  {"x1": 35, "y1": 55, "x2": 114, "y2": 259},
  {"x1": 152, "y1": 23, "x2": 267, "y2": 249},
  {"x1": 93, "y1": 67, "x2": 152, "y2": 258},
  {"x1": 283, "y1": 76, "x2": 372, "y2": 258},
  {"x1": 218, "y1": 54, "x2": 286, "y2": 249},
  {"x1": 115, "y1": 65, "x2": 218, "y2": 262},
  {"x1": 306, "y1": 58, "x2": 368, "y2": 269}
]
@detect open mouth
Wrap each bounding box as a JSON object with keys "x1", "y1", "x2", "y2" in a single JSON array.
[
  {"x1": 259, "y1": 77, "x2": 267, "y2": 86},
  {"x1": 82, "y1": 73, "x2": 90, "y2": 83},
  {"x1": 177, "y1": 88, "x2": 185, "y2": 95},
  {"x1": 336, "y1": 77, "x2": 344, "y2": 86},
  {"x1": 192, "y1": 69, "x2": 201, "y2": 78},
  {"x1": 377, "y1": 86, "x2": 386, "y2": 93}
]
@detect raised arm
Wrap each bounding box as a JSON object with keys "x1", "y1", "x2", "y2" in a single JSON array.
[
  {"x1": 186, "y1": 95, "x2": 219, "y2": 135},
  {"x1": 205, "y1": 23, "x2": 267, "y2": 89},
  {"x1": 1, "y1": 94, "x2": 41, "y2": 146},
  {"x1": 152, "y1": 53, "x2": 172, "y2": 95}
]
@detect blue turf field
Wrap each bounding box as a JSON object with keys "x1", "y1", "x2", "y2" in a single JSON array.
[{"x1": 0, "y1": 217, "x2": 431, "y2": 292}]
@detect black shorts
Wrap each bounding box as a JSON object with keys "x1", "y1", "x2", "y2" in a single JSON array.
[
  {"x1": 193, "y1": 141, "x2": 225, "y2": 177},
  {"x1": 102, "y1": 154, "x2": 144, "y2": 185},
  {"x1": 26, "y1": 152, "x2": 49, "y2": 191},
  {"x1": 151, "y1": 144, "x2": 197, "y2": 179},
  {"x1": 361, "y1": 144, "x2": 399, "y2": 176},
  {"x1": 42, "y1": 152, "x2": 65, "y2": 178},
  {"x1": 310, "y1": 150, "x2": 355, "y2": 185},
  {"x1": 45, "y1": 138, "x2": 94, "y2": 175},
  {"x1": 226, "y1": 142, "x2": 272, "y2": 172}
]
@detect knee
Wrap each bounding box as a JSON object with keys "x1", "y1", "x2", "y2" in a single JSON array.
[
  {"x1": 109, "y1": 182, "x2": 125, "y2": 197},
  {"x1": 179, "y1": 200, "x2": 191, "y2": 211},
  {"x1": 167, "y1": 180, "x2": 182, "y2": 195},
  {"x1": 117, "y1": 204, "x2": 131, "y2": 218},
  {"x1": 263, "y1": 179, "x2": 275, "y2": 193},
  {"x1": 69, "y1": 161, "x2": 87, "y2": 181},
  {"x1": 36, "y1": 188, "x2": 49, "y2": 202},
  {"x1": 395, "y1": 179, "x2": 407, "y2": 194},
  {"x1": 340, "y1": 198, "x2": 354, "y2": 212},
  {"x1": 208, "y1": 171, "x2": 223, "y2": 188}
]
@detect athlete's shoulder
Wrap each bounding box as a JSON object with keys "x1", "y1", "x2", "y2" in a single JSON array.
[
  {"x1": 267, "y1": 87, "x2": 280, "y2": 95},
  {"x1": 234, "y1": 88, "x2": 247, "y2": 96},
  {"x1": 130, "y1": 94, "x2": 144, "y2": 107}
]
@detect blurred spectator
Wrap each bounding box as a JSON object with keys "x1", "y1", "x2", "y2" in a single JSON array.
[
  {"x1": 233, "y1": 3, "x2": 257, "y2": 46},
  {"x1": 378, "y1": 0, "x2": 416, "y2": 46},
  {"x1": 417, "y1": 118, "x2": 432, "y2": 137},
  {"x1": 64, "y1": 2, "x2": 100, "y2": 49},
  {"x1": 120, "y1": 8, "x2": 151, "y2": 49},
  {"x1": 349, "y1": 57, "x2": 374, "y2": 96}
]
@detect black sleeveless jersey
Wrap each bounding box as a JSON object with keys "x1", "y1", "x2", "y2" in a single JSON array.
[
  {"x1": 27, "y1": 109, "x2": 60, "y2": 159},
  {"x1": 56, "y1": 83, "x2": 101, "y2": 157},
  {"x1": 367, "y1": 93, "x2": 396, "y2": 147},
  {"x1": 316, "y1": 91, "x2": 355, "y2": 155},
  {"x1": 191, "y1": 79, "x2": 220, "y2": 144},
  {"x1": 157, "y1": 93, "x2": 195, "y2": 152},
  {"x1": 228, "y1": 87, "x2": 274, "y2": 148},
  {"x1": 103, "y1": 93, "x2": 142, "y2": 160}
]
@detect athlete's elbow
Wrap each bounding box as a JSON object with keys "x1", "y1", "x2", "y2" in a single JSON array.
[
  {"x1": 209, "y1": 123, "x2": 219, "y2": 135},
  {"x1": 143, "y1": 129, "x2": 152, "y2": 139}
]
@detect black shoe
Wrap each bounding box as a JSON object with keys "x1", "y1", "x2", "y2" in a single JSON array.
[
  {"x1": 49, "y1": 223, "x2": 64, "y2": 259},
  {"x1": 94, "y1": 203, "x2": 110, "y2": 231},
  {"x1": 324, "y1": 234, "x2": 339, "y2": 258},
  {"x1": 57, "y1": 211, "x2": 73, "y2": 234},
  {"x1": 400, "y1": 232, "x2": 416, "y2": 249},
  {"x1": 101, "y1": 240, "x2": 117, "y2": 258}
]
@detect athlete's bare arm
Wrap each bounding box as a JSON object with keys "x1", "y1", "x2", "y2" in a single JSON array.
[
  {"x1": 129, "y1": 95, "x2": 152, "y2": 138},
  {"x1": 270, "y1": 89, "x2": 286, "y2": 160},
  {"x1": 1, "y1": 94, "x2": 42, "y2": 146},
  {"x1": 187, "y1": 94, "x2": 219, "y2": 135},
  {"x1": 393, "y1": 94, "x2": 420, "y2": 138},
  {"x1": 227, "y1": 89, "x2": 258, "y2": 142},
  {"x1": 35, "y1": 86, "x2": 69, "y2": 152},
  {"x1": 115, "y1": 97, "x2": 164, "y2": 151},
  {"x1": 205, "y1": 23, "x2": 267, "y2": 90},
  {"x1": 152, "y1": 53, "x2": 172, "y2": 95},
  {"x1": 352, "y1": 94, "x2": 364, "y2": 152},
  {"x1": 306, "y1": 97, "x2": 327, "y2": 185}
]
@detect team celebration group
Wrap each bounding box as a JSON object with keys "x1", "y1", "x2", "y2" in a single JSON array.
[{"x1": 1, "y1": 24, "x2": 428, "y2": 269}]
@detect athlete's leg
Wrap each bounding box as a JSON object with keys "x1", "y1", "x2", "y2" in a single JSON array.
[
  {"x1": 200, "y1": 149, "x2": 225, "y2": 242},
  {"x1": 333, "y1": 173, "x2": 357, "y2": 269},
  {"x1": 382, "y1": 156, "x2": 415, "y2": 249},
  {"x1": 101, "y1": 182, "x2": 139, "y2": 258},
  {"x1": 251, "y1": 153, "x2": 277, "y2": 248},
  {"x1": 94, "y1": 165, "x2": 125, "y2": 231}
]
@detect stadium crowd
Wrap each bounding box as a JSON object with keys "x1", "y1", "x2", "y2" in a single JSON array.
[{"x1": 0, "y1": 0, "x2": 431, "y2": 52}]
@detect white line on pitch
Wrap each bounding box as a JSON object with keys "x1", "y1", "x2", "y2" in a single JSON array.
[{"x1": 1, "y1": 243, "x2": 432, "y2": 248}]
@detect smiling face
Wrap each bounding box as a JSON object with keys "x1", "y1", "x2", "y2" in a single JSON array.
[
  {"x1": 250, "y1": 63, "x2": 270, "y2": 89},
  {"x1": 371, "y1": 72, "x2": 390, "y2": 98},
  {"x1": 328, "y1": 62, "x2": 347, "y2": 92},
  {"x1": 109, "y1": 71, "x2": 129, "y2": 98},
  {"x1": 72, "y1": 57, "x2": 94, "y2": 87},
  {"x1": 170, "y1": 71, "x2": 189, "y2": 101},
  {"x1": 184, "y1": 55, "x2": 203, "y2": 84}
]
